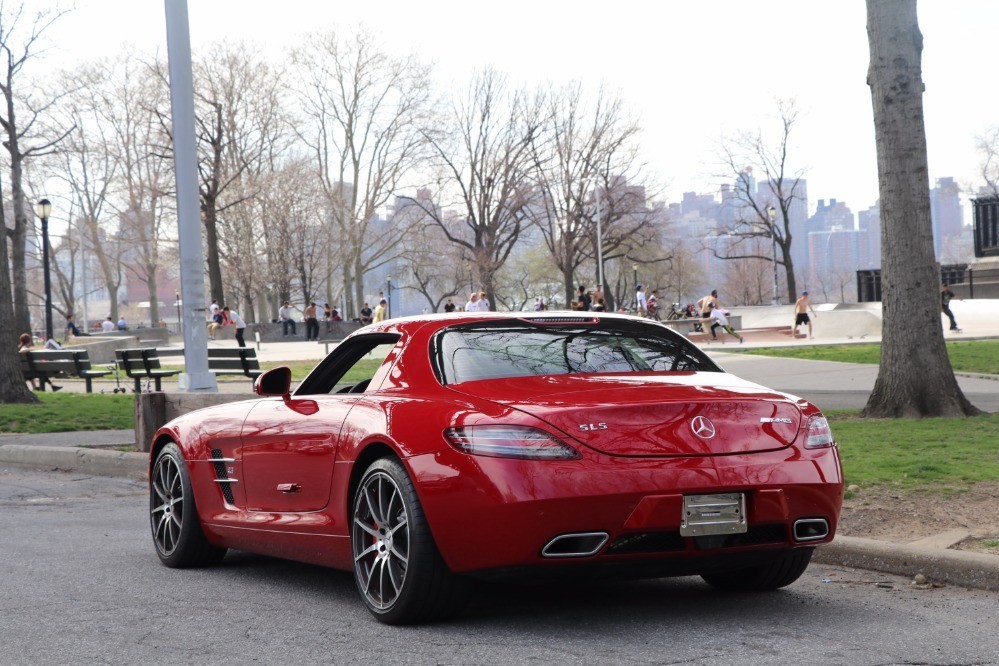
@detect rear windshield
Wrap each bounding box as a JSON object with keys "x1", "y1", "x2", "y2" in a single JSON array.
[{"x1": 433, "y1": 318, "x2": 721, "y2": 384}]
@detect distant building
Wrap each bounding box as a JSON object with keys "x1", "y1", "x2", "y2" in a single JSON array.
[{"x1": 929, "y1": 177, "x2": 963, "y2": 259}]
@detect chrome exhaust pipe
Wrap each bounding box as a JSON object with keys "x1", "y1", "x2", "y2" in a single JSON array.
[
  {"x1": 541, "y1": 532, "x2": 609, "y2": 558},
  {"x1": 793, "y1": 518, "x2": 830, "y2": 542}
]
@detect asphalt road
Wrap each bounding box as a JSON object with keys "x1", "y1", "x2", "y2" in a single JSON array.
[{"x1": 2, "y1": 466, "x2": 997, "y2": 665}]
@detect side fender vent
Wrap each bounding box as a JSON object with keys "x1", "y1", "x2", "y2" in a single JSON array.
[{"x1": 210, "y1": 448, "x2": 235, "y2": 505}]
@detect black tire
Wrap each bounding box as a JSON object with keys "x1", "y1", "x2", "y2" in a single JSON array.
[
  {"x1": 351, "y1": 457, "x2": 468, "y2": 624},
  {"x1": 150, "y1": 442, "x2": 227, "y2": 568},
  {"x1": 701, "y1": 548, "x2": 813, "y2": 591}
]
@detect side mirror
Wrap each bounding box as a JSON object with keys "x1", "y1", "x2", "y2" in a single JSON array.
[{"x1": 254, "y1": 366, "x2": 292, "y2": 397}]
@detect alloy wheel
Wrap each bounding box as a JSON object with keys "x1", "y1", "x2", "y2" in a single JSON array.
[
  {"x1": 150, "y1": 453, "x2": 184, "y2": 557},
  {"x1": 352, "y1": 471, "x2": 410, "y2": 610}
]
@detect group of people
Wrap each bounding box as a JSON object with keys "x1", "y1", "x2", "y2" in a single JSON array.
[
  {"x1": 279, "y1": 300, "x2": 348, "y2": 337},
  {"x1": 208, "y1": 299, "x2": 248, "y2": 347}
]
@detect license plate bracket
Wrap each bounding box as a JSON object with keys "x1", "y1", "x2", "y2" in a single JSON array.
[{"x1": 680, "y1": 493, "x2": 747, "y2": 537}]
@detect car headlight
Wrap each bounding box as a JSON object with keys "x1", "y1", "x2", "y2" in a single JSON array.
[
  {"x1": 804, "y1": 415, "x2": 835, "y2": 449},
  {"x1": 444, "y1": 426, "x2": 581, "y2": 460}
]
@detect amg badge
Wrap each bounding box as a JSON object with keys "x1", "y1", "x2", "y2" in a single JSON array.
[{"x1": 760, "y1": 417, "x2": 793, "y2": 424}]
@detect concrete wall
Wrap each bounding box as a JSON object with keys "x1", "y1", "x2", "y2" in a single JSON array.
[
  {"x1": 135, "y1": 392, "x2": 255, "y2": 452},
  {"x1": 63, "y1": 335, "x2": 141, "y2": 364},
  {"x1": 246, "y1": 321, "x2": 363, "y2": 343}
]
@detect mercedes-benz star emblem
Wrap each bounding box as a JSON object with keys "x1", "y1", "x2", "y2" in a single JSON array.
[{"x1": 690, "y1": 415, "x2": 716, "y2": 439}]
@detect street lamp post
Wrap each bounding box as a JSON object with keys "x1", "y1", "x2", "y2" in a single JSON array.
[
  {"x1": 175, "y1": 291, "x2": 182, "y2": 335},
  {"x1": 595, "y1": 185, "x2": 604, "y2": 297},
  {"x1": 632, "y1": 264, "x2": 638, "y2": 312},
  {"x1": 767, "y1": 206, "x2": 779, "y2": 305},
  {"x1": 386, "y1": 276, "x2": 392, "y2": 319},
  {"x1": 35, "y1": 199, "x2": 54, "y2": 341}
]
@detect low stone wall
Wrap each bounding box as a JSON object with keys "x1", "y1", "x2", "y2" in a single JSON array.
[
  {"x1": 247, "y1": 321, "x2": 363, "y2": 343},
  {"x1": 135, "y1": 392, "x2": 256, "y2": 452},
  {"x1": 62, "y1": 335, "x2": 141, "y2": 365}
]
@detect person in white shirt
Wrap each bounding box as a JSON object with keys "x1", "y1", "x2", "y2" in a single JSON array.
[
  {"x1": 209, "y1": 299, "x2": 220, "y2": 319},
  {"x1": 635, "y1": 285, "x2": 647, "y2": 316},
  {"x1": 224, "y1": 307, "x2": 247, "y2": 347},
  {"x1": 477, "y1": 291, "x2": 491, "y2": 311},
  {"x1": 101, "y1": 317, "x2": 116, "y2": 333},
  {"x1": 278, "y1": 301, "x2": 297, "y2": 336},
  {"x1": 464, "y1": 292, "x2": 479, "y2": 312}
]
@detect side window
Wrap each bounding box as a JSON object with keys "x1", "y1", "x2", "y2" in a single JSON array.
[{"x1": 295, "y1": 335, "x2": 400, "y2": 395}]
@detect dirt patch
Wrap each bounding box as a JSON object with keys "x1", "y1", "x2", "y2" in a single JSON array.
[{"x1": 838, "y1": 482, "x2": 999, "y2": 555}]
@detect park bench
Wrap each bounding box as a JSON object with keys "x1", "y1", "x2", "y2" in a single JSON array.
[
  {"x1": 19, "y1": 349, "x2": 111, "y2": 393},
  {"x1": 151, "y1": 346, "x2": 263, "y2": 381},
  {"x1": 206, "y1": 347, "x2": 263, "y2": 380},
  {"x1": 116, "y1": 348, "x2": 181, "y2": 392}
]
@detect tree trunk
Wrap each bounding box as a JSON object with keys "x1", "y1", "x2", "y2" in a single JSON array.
[
  {"x1": 8, "y1": 152, "x2": 31, "y2": 334},
  {"x1": 0, "y1": 174, "x2": 38, "y2": 403},
  {"x1": 863, "y1": 0, "x2": 978, "y2": 418},
  {"x1": 202, "y1": 196, "x2": 225, "y2": 306}
]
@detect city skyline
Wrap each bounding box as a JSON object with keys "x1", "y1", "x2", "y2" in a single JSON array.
[{"x1": 32, "y1": 0, "x2": 999, "y2": 228}]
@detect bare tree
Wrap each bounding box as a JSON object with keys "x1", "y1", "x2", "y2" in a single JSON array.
[
  {"x1": 395, "y1": 191, "x2": 467, "y2": 313},
  {"x1": 528, "y1": 83, "x2": 658, "y2": 309},
  {"x1": 974, "y1": 126, "x2": 999, "y2": 197},
  {"x1": 105, "y1": 54, "x2": 174, "y2": 326},
  {"x1": 717, "y1": 99, "x2": 806, "y2": 303},
  {"x1": 292, "y1": 28, "x2": 432, "y2": 317},
  {"x1": 0, "y1": 2, "x2": 73, "y2": 333},
  {"x1": 45, "y1": 61, "x2": 125, "y2": 322},
  {"x1": 409, "y1": 69, "x2": 542, "y2": 310},
  {"x1": 863, "y1": 0, "x2": 978, "y2": 418}
]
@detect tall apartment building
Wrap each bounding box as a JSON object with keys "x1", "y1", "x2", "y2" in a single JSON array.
[{"x1": 929, "y1": 177, "x2": 963, "y2": 259}]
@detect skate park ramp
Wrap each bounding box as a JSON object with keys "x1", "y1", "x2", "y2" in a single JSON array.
[{"x1": 732, "y1": 302, "x2": 883, "y2": 339}]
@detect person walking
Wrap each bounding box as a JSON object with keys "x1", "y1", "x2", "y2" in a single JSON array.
[
  {"x1": 373, "y1": 298, "x2": 388, "y2": 322},
  {"x1": 646, "y1": 289, "x2": 660, "y2": 320},
  {"x1": 101, "y1": 316, "x2": 116, "y2": 333},
  {"x1": 443, "y1": 298, "x2": 456, "y2": 313},
  {"x1": 224, "y1": 306, "x2": 247, "y2": 347},
  {"x1": 279, "y1": 301, "x2": 297, "y2": 336},
  {"x1": 792, "y1": 291, "x2": 817, "y2": 339},
  {"x1": 635, "y1": 285, "x2": 647, "y2": 316},
  {"x1": 477, "y1": 291, "x2": 491, "y2": 311},
  {"x1": 305, "y1": 302, "x2": 319, "y2": 341},
  {"x1": 941, "y1": 283, "x2": 960, "y2": 332}
]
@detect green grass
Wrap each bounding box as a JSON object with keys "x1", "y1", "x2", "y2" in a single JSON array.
[
  {"x1": 739, "y1": 340, "x2": 999, "y2": 375},
  {"x1": 829, "y1": 411, "x2": 999, "y2": 493},
  {"x1": 0, "y1": 392, "x2": 135, "y2": 433}
]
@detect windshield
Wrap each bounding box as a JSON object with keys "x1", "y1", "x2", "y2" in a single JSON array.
[{"x1": 433, "y1": 318, "x2": 721, "y2": 384}]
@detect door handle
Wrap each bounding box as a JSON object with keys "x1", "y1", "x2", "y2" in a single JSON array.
[{"x1": 277, "y1": 483, "x2": 302, "y2": 494}]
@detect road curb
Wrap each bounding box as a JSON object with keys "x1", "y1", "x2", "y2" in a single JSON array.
[
  {"x1": 815, "y1": 535, "x2": 999, "y2": 592},
  {"x1": 0, "y1": 445, "x2": 147, "y2": 480}
]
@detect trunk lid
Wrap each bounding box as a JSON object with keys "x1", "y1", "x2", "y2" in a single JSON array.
[{"x1": 447, "y1": 373, "x2": 802, "y2": 457}]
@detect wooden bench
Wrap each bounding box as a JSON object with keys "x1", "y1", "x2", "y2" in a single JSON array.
[
  {"x1": 116, "y1": 348, "x2": 182, "y2": 392},
  {"x1": 19, "y1": 349, "x2": 112, "y2": 393},
  {"x1": 206, "y1": 347, "x2": 263, "y2": 380},
  {"x1": 151, "y1": 346, "x2": 263, "y2": 381}
]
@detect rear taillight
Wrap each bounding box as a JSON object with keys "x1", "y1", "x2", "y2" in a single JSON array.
[
  {"x1": 804, "y1": 415, "x2": 835, "y2": 449},
  {"x1": 444, "y1": 426, "x2": 581, "y2": 460}
]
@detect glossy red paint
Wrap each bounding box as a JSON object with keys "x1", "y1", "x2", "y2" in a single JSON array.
[{"x1": 150, "y1": 312, "x2": 843, "y2": 585}]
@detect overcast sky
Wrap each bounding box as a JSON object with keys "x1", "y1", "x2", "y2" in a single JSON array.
[{"x1": 35, "y1": 0, "x2": 999, "y2": 222}]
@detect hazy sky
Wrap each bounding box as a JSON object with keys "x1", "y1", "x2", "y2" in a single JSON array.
[{"x1": 35, "y1": 1, "x2": 999, "y2": 221}]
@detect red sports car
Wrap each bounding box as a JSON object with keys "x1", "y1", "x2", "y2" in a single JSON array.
[{"x1": 149, "y1": 313, "x2": 843, "y2": 624}]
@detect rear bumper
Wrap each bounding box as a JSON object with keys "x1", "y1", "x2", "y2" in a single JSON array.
[{"x1": 408, "y1": 445, "x2": 843, "y2": 574}]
